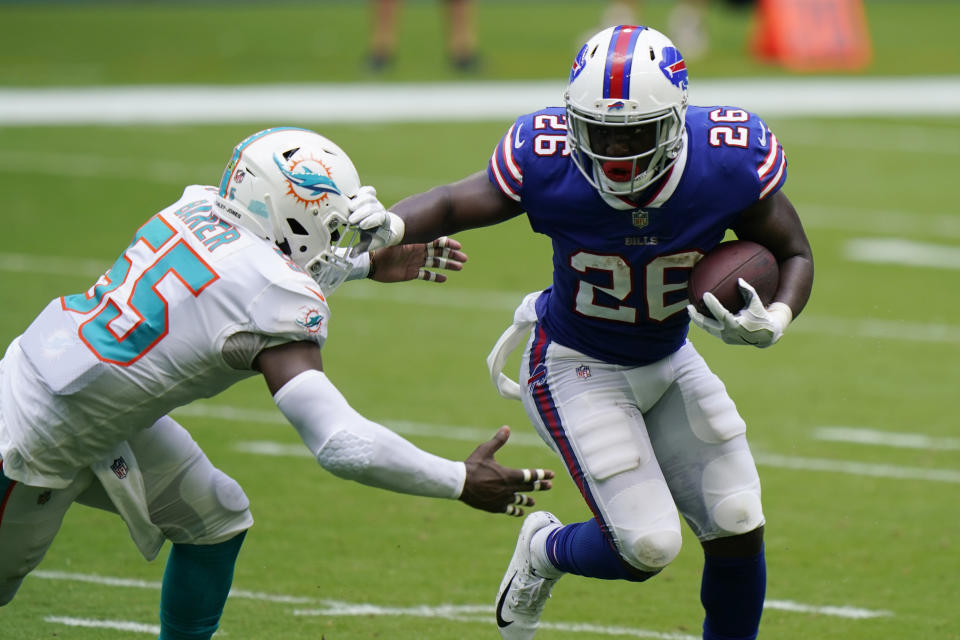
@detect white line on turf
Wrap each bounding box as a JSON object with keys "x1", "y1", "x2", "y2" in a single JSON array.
[
  {"x1": 32, "y1": 570, "x2": 891, "y2": 635},
  {"x1": 234, "y1": 438, "x2": 960, "y2": 484},
  {"x1": 3, "y1": 251, "x2": 960, "y2": 344},
  {"x1": 754, "y1": 453, "x2": 960, "y2": 483},
  {"x1": 1, "y1": 76, "x2": 959, "y2": 126},
  {"x1": 171, "y1": 403, "x2": 960, "y2": 484},
  {"x1": 44, "y1": 616, "x2": 161, "y2": 634},
  {"x1": 813, "y1": 427, "x2": 960, "y2": 451},
  {"x1": 845, "y1": 237, "x2": 960, "y2": 269}
]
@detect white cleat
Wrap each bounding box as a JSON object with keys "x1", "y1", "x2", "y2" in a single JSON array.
[{"x1": 495, "y1": 511, "x2": 563, "y2": 639}]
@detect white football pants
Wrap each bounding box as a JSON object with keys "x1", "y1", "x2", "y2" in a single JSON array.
[
  {"x1": 520, "y1": 326, "x2": 764, "y2": 572},
  {"x1": 0, "y1": 415, "x2": 252, "y2": 606}
]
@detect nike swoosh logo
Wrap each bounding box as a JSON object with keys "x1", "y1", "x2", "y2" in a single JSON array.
[
  {"x1": 496, "y1": 573, "x2": 517, "y2": 628},
  {"x1": 514, "y1": 123, "x2": 525, "y2": 148},
  {"x1": 758, "y1": 126, "x2": 767, "y2": 147}
]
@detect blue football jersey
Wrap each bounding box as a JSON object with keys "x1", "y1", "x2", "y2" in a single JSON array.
[{"x1": 487, "y1": 105, "x2": 787, "y2": 365}]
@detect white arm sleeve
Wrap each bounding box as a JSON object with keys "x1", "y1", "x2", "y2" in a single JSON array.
[{"x1": 273, "y1": 370, "x2": 466, "y2": 499}]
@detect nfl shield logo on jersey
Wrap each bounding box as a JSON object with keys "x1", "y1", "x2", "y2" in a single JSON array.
[
  {"x1": 632, "y1": 210, "x2": 649, "y2": 229},
  {"x1": 111, "y1": 457, "x2": 129, "y2": 480},
  {"x1": 576, "y1": 364, "x2": 592, "y2": 379}
]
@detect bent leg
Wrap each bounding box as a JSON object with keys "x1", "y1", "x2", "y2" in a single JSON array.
[
  {"x1": 0, "y1": 462, "x2": 94, "y2": 605},
  {"x1": 134, "y1": 416, "x2": 252, "y2": 639},
  {"x1": 75, "y1": 417, "x2": 253, "y2": 639},
  {"x1": 643, "y1": 342, "x2": 766, "y2": 639},
  {"x1": 521, "y1": 328, "x2": 682, "y2": 580}
]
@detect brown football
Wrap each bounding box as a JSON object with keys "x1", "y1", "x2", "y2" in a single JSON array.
[{"x1": 688, "y1": 240, "x2": 779, "y2": 316}]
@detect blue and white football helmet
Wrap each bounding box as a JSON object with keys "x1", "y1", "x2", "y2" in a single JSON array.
[
  {"x1": 215, "y1": 127, "x2": 362, "y2": 293},
  {"x1": 565, "y1": 25, "x2": 689, "y2": 196}
]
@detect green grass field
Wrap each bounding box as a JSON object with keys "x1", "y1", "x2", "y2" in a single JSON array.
[{"x1": 2, "y1": 2, "x2": 959, "y2": 639}]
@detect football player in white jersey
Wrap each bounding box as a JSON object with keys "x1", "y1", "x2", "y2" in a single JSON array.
[
  {"x1": 0, "y1": 127, "x2": 554, "y2": 639},
  {"x1": 370, "y1": 25, "x2": 814, "y2": 640}
]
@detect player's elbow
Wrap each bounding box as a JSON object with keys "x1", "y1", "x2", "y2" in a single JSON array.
[{"x1": 314, "y1": 429, "x2": 374, "y2": 482}]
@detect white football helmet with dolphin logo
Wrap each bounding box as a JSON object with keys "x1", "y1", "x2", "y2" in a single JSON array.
[
  {"x1": 215, "y1": 126, "x2": 364, "y2": 294},
  {"x1": 565, "y1": 25, "x2": 689, "y2": 196}
]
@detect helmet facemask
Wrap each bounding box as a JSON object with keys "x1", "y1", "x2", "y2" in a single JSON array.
[{"x1": 566, "y1": 101, "x2": 685, "y2": 195}]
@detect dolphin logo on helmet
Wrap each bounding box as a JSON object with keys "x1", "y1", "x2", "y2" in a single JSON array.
[{"x1": 273, "y1": 153, "x2": 342, "y2": 201}]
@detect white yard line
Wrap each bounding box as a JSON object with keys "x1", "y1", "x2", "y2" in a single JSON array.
[
  {"x1": 754, "y1": 453, "x2": 960, "y2": 484},
  {"x1": 177, "y1": 404, "x2": 960, "y2": 486},
  {"x1": 2, "y1": 77, "x2": 959, "y2": 126},
  {"x1": 235, "y1": 437, "x2": 960, "y2": 485},
  {"x1": 813, "y1": 427, "x2": 960, "y2": 451},
  {"x1": 32, "y1": 569, "x2": 890, "y2": 639},
  {"x1": 845, "y1": 237, "x2": 960, "y2": 269},
  {"x1": 44, "y1": 616, "x2": 161, "y2": 635}
]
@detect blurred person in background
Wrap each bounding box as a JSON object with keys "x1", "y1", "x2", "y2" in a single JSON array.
[
  {"x1": 598, "y1": 0, "x2": 756, "y2": 59},
  {"x1": 369, "y1": 0, "x2": 479, "y2": 71},
  {"x1": 366, "y1": 23, "x2": 813, "y2": 640},
  {"x1": 0, "y1": 127, "x2": 554, "y2": 639}
]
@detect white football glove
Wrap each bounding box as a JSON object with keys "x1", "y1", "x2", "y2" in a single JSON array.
[
  {"x1": 347, "y1": 186, "x2": 405, "y2": 256},
  {"x1": 687, "y1": 278, "x2": 793, "y2": 348}
]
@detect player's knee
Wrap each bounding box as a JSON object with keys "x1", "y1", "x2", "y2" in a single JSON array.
[
  {"x1": 605, "y1": 478, "x2": 683, "y2": 571},
  {"x1": 192, "y1": 469, "x2": 252, "y2": 544},
  {"x1": 619, "y1": 528, "x2": 683, "y2": 571},
  {"x1": 157, "y1": 465, "x2": 252, "y2": 545},
  {"x1": 703, "y1": 451, "x2": 764, "y2": 535},
  {"x1": 710, "y1": 490, "x2": 764, "y2": 536}
]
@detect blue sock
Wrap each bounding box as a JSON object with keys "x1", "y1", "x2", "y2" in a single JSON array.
[
  {"x1": 546, "y1": 519, "x2": 655, "y2": 582},
  {"x1": 701, "y1": 546, "x2": 766, "y2": 640},
  {"x1": 158, "y1": 531, "x2": 247, "y2": 640}
]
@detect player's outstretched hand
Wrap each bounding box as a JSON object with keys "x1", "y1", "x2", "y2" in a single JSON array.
[
  {"x1": 368, "y1": 236, "x2": 468, "y2": 284},
  {"x1": 459, "y1": 426, "x2": 554, "y2": 517}
]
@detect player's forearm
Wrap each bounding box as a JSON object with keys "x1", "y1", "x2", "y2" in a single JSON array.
[
  {"x1": 391, "y1": 185, "x2": 462, "y2": 243},
  {"x1": 273, "y1": 370, "x2": 466, "y2": 498},
  {"x1": 774, "y1": 254, "x2": 814, "y2": 318}
]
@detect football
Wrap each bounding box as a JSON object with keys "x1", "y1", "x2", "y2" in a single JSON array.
[{"x1": 688, "y1": 240, "x2": 779, "y2": 316}]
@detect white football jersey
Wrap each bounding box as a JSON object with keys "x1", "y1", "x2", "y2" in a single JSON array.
[{"x1": 0, "y1": 185, "x2": 332, "y2": 488}]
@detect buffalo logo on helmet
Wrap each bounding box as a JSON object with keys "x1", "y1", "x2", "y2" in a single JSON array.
[
  {"x1": 658, "y1": 47, "x2": 688, "y2": 90},
  {"x1": 607, "y1": 100, "x2": 626, "y2": 111},
  {"x1": 273, "y1": 153, "x2": 342, "y2": 208},
  {"x1": 569, "y1": 43, "x2": 588, "y2": 83}
]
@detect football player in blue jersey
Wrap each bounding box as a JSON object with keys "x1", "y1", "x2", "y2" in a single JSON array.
[{"x1": 365, "y1": 24, "x2": 814, "y2": 640}]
